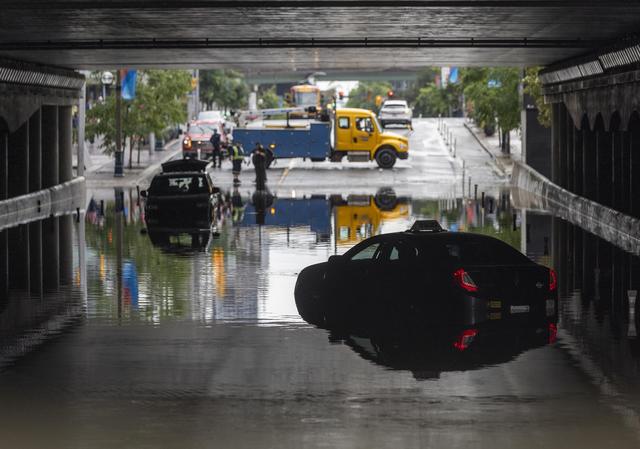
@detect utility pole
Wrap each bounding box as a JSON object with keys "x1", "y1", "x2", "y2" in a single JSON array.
[{"x1": 114, "y1": 70, "x2": 124, "y2": 177}]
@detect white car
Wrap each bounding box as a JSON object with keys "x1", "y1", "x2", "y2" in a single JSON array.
[
  {"x1": 197, "y1": 110, "x2": 225, "y2": 121},
  {"x1": 378, "y1": 100, "x2": 412, "y2": 128}
]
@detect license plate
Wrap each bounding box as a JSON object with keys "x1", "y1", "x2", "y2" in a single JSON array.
[
  {"x1": 546, "y1": 299, "x2": 555, "y2": 316},
  {"x1": 510, "y1": 305, "x2": 530, "y2": 314}
]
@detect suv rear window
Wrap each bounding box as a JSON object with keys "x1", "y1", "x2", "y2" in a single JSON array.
[{"x1": 149, "y1": 175, "x2": 210, "y2": 195}]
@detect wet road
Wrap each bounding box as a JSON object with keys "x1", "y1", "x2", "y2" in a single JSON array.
[{"x1": 1, "y1": 120, "x2": 640, "y2": 448}]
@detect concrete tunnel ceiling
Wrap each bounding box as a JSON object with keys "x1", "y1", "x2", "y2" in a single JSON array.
[{"x1": 2, "y1": 1, "x2": 640, "y2": 75}]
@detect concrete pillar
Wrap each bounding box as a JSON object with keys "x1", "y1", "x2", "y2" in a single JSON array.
[
  {"x1": 521, "y1": 96, "x2": 552, "y2": 179},
  {"x1": 565, "y1": 111, "x2": 574, "y2": 193},
  {"x1": 595, "y1": 124, "x2": 613, "y2": 208},
  {"x1": 41, "y1": 105, "x2": 59, "y2": 188},
  {"x1": 28, "y1": 109, "x2": 42, "y2": 294},
  {"x1": 620, "y1": 131, "x2": 631, "y2": 216},
  {"x1": 41, "y1": 105, "x2": 59, "y2": 290},
  {"x1": 59, "y1": 214, "x2": 73, "y2": 286},
  {"x1": 557, "y1": 104, "x2": 567, "y2": 189},
  {"x1": 582, "y1": 230, "x2": 597, "y2": 299},
  {"x1": 630, "y1": 116, "x2": 640, "y2": 219},
  {"x1": 58, "y1": 105, "x2": 73, "y2": 183},
  {"x1": 551, "y1": 103, "x2": 561, "y2": 186},
  {"x1": 8, "y1": 122, "x2": 30, "y2": 290},
  {"x1": 612, "y1": 129, "x2": 624, "y2": 213},
  {"x1": 573, "y1": 226, "x2": 583, "y2": 290},
  {"x1": 573, "y1": 123, "x2": 583, "y2": 196},
  {"x1": 0, "y1": 130, "x2": 8, "y2": 297},
  {"x1": 583, "y1": 122, "x2": 597, "y2": 202}
]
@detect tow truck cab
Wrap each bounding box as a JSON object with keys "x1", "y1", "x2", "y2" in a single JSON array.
[{"x1": 333, "y1": 108, "x2": 409, "y2": 169}]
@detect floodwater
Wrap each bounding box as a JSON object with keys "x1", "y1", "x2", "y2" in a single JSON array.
[{"x1": 1, "y1": 186, "x2": 640, "y2": 449}]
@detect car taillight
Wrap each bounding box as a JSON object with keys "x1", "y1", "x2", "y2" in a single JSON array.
[
  {"x1": 548, "y1": 323, "x2": 558, "y2": 344},
  {"x1": 453, "y1": 329, "x2": 478, "y2": 351},
  {"x1": 453, "y1": 268, "x2": 478, "y2": 293},
  {"x1": 183, "y1": 137, "x2": 192, "y2": 149},
  {"x1": 549, "y1": 268, "x2": 557, "y2": 292}
]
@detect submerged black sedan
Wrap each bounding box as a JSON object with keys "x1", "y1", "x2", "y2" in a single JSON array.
[{"x1": 295, "y1": 220, "x2": 558, "y2": 343}]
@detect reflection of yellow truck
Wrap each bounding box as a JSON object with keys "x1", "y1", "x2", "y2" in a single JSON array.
[{"x1": 333, "y1": 193, "x2": 410, "y2": 244}]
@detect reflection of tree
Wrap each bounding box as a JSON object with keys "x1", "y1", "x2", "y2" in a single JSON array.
[
  {"x1": 85, "y1": 201, "x2": 193, "y2": 322},
  {"x1": 412, "y1": 199, "x2": 521, "y2": 250}
]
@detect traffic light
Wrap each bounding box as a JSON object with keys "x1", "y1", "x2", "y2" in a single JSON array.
[{"x1": 387, "y1": 90, "x2": 394, "y2": 98}]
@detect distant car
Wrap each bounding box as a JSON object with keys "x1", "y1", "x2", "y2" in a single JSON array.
[
  {"x1": 378, "y1": 100, "x2": 412, "y2": 128},
  {"x1": 182, "y1": 121, "x2": 227, "y2": 159},
  {"x1": 141, "y1": 159, "x2": 220, "y2": 230},
  {"x1": 295, "y1": 220, "x2": 558, "y2": 339}
]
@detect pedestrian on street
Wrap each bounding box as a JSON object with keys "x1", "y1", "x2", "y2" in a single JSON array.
[
  {"x1": 229, "y1": 138, "x2": 245, "y2": 185},
  {"x1": 251, "y1": 142, "x2": 268, "y2": 190},
  {"x1": 210, "y1": 129, "x2": 222, "y2": 167}
]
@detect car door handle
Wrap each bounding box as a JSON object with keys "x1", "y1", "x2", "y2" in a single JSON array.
[{"x1": 353, "y1": 137, "x2": 357, "y2": 143}]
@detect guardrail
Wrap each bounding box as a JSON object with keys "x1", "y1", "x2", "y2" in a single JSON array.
[
  {"x1": 512, "y1": 161, "x2": 640, "y2": 256},
  {"x1": 0, "y1": 177, "x2": 86, "y2": 231}
]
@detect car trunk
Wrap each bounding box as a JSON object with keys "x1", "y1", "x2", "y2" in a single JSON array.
[
  {"x1": 146, "y1": 193, "x2": 210, "y2": 228},
  {"x1": 465, "y1": 264, "x2": 555, "y2": 327}
]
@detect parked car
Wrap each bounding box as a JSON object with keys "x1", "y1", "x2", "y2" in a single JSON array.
[
  {"x1": 295, "y1": 220, "x2": 558, "y2": 338},
  {"x1": 182, "y1": 120, "x2": 227, "y2": 159},
  {"x1": 141, "y1": 159, "x2": 220, "y2": 230},
  {"x1": 378, "y1": 99, "x2": 412, "y2": 128}
]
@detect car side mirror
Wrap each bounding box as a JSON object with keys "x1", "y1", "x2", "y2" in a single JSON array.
[
  {"x1": 328, "y1": 255, "x2": 344, "y2": 264},
  {"x1": 140, "y1": 190, "x2": 148, "y2": 198}
]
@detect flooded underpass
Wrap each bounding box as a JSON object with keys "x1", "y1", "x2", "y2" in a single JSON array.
[{"x1": 1, "y1": 184, "x2": 640, "y2": 449}]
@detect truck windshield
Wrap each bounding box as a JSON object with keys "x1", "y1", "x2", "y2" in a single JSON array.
[{"x1": 295, "y1": 91, "x2": 318, "y2": 107}]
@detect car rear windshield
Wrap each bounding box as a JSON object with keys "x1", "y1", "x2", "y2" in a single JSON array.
[
  {"x1": 441, "y1": 238, "x2": 533, "y2": 266},
  {"x1": 189, "y1": 126, "x2": 211, "y2": 135},
  {"x1": 383, "y1": 102, "x2": 407, "y2": 108},
  {"x1": 149, "y1": 175, "x2": 210, "y2": 195}
]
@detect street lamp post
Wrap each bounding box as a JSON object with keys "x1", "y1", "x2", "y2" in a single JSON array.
[{"x1": 114, "y1": 70, "x2": 124, "y2": 177}]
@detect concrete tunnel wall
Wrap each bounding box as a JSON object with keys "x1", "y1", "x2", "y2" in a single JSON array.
[{"x1": 0, "y1": 104, "x2": 80, "y2": 298}]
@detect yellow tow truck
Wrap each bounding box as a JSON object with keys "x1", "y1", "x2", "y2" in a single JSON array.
[{"x1": 233, "y1": 107, "x2": 409, "y2": 169}]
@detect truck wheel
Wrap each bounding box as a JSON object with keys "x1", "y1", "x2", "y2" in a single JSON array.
[
  {"x1": 374, "y1": 188, "x2": 398, "y2": 211},
  {"x1": 375, "y1": 148, "x2": 397, "y2": 169}
]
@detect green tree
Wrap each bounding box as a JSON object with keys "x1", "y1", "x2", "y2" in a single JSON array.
[
  {"x1": 462, "y1": 67, "x2": 521, "y2": 152},
  {"x1": 259, "y1": 85, "x2": 280, "y2": 109},
  {"x1": 346, "y1": 81, "x2": 393, "y2": 111},
  {"x1": 86, "y1": 70, "x2": 192, "y2": 165},
  {"x1": 200, "y1": 69, "x2": 249, "y2": 112},
  {"x1": 523, "y1": 67, "x2": 551, "y2": 128}
]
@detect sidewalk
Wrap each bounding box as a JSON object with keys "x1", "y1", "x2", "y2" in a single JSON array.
[
  {"x1": 461, "y1": 120, "x2": 522, "y2": 176},
  {"x1": 84, "y1": 139, "x2": 181, "y2": 188}
]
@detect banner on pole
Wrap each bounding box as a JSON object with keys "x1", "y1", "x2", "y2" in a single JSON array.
[{"x1": 121, "y1": 70, "x2": 137, "y2": 100}]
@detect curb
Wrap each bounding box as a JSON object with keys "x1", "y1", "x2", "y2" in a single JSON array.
[{"x1": 462, "y1": 122, "x2": 507, "y2": 175}]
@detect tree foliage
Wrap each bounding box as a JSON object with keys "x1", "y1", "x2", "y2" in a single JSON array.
[
  {"x1": 259, "y1": 85, "x2": 280, "y2": 109},
  {"x1": 346, "y1": 81, "x2": 393, "y2": 111},
  {"x1": 200, "y1": 69, "x2": 249, "y2": 111},
  {"x1": 86, "y1": 70, "x2": 192, "y2": 158},
  {"x1": 523, "y1": 67, "x2": 551, "y2": 128}
]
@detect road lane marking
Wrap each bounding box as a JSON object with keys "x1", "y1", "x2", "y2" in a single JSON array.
[{"x1": 278, "y1": 159, "x2": 297, "y2": 186}]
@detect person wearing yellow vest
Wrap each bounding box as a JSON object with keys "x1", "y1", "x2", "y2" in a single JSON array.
[{"x1": 228, "y1": 138, "x2": 245, "y2": 185}]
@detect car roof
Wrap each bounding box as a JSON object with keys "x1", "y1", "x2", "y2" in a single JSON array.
[
  {"x1": 375, "y1": 230, "x2": 510, "y2": 245},
  {"x1": 382, "y1": 100, "x2": 408, "y2": 106}
]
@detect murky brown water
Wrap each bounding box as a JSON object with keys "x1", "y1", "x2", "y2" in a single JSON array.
[{"x1": 1, "y1": 187, "x2": 640, "y2": 449}]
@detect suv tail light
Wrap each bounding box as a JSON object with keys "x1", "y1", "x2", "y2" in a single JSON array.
[
  {"x1": 453, "y1": 329, "x2": 478, "y2": 351},
  {"x1": 549, "y1": 268, "x2": 557, "y2": 292},
  {"x1": 453, "y1": 268, "x2": 478, "y2": 293},
  {"x1": 183, "y1": 137, "x2": 192, "y2": 149}
]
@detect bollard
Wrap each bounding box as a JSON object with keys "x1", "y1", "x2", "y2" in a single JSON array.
[
  {"x1": 453, "y1": 138, "x2": 456, "y2": 157},
  {"x1": 512, "y1": 213, "x2": 517, "y2": 230},
  {"x1": 629, "y1": 290, "x2": 637, "y2": 338},
  {"x1": 489, "y1": 198, "x2": 494, "y2": 213},
  {"x1": 481, "y1": 192, "x2": 485, "y2": 209},
  {"x1": 474, "y1": 184, "x2": 478, "y2": 201},
  {"x1": 468, "y1": 177, "x2": 472, "y2": 198},
  {"x1": 100, "y1": 200, "x2": 105, "y2": 216}
]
